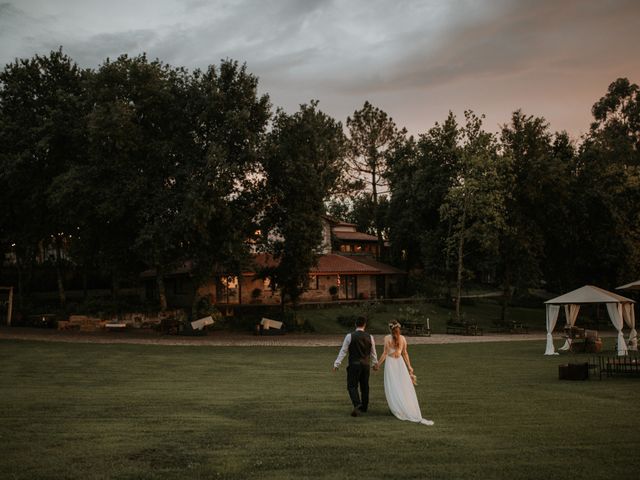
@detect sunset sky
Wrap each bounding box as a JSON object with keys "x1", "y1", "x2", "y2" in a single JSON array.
[{"x1": 1, "y1": 0, "x2": 638, "y2": 140}]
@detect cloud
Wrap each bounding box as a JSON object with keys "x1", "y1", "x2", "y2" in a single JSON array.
[{"x1": 1, "y1": 0, "x2": 639, "y2": 138}]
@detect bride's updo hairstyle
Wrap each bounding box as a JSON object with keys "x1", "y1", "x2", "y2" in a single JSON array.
[{"x1": 389, "y1": 321, "x2": 401, "y2": 349}]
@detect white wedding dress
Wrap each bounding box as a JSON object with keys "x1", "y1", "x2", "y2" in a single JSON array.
[{"x1": 384, "y1": 346, "x2": 434, "y2": 426}]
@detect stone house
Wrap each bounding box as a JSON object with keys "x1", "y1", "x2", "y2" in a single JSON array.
[{"x1": 143, "y1": 217, "x2": 405, "y2": 307}]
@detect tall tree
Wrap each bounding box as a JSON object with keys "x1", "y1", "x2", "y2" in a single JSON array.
[
  {"x1": 75, "y1": 54, "x2": 192, "y2": 310},
  {"x1": 262, "y1": 101, "x2": 346, "y2": 306},
  {"x1": 387, "y1": 113, "x2": 459, "y2": 286},
  {"x1": 346, "y1": 101, "x2": 406, "y2": 258},
  {"x1": 0, "y1": 48, "x2": 88, "y2": 307},
  {"x1": 183, "y1": 60, "x2": 271, "y2": 310},
  {"x1": 440, "y1": 112, "x2": 507, "y2": 321},
  {"x1": 498, "y1": 111, "x2": 573, "y2": 319},
  {"x1": 572, "y1": 78, "x2": 640, "y2": 286}
]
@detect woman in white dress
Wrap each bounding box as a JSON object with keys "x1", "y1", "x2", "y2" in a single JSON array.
[{"x1": 377, "y1": 321, "x2": 434, "y2": 426}]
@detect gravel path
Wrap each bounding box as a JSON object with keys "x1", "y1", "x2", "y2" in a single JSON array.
[{"x1": 0, "y1": 326, "x2": 547, "y2": 347}]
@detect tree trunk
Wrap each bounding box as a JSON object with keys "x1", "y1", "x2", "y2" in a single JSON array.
[
  {"x1": 191, "y1": 288, "x2": 201, "y2": 320},
  {"x1": 444, "y1": 219, "x2": 453, "y2": 301},
  {"x1": 501, "y1": 266, "x2": 511, "y2": 323},
  {"x1": 55, "y1": 240, "x2": 66, "y2": 307},
  {"x1": 455, "y1": 205, "x2": 467, "y2": 322},
  {"x1": 16, "y1": 259, "x2": 24, "y2": 311},
  {"x1": 82, "y1": 267, "x2": 88, "y2": 301},
  {"x1": 371, "y1": 168, "x2": 384, "y2": 260},
  {"x1": 111, "y1": 271, "x2": 120, "y2": 300},
  {"x1": 156, "y1": 265, "x2": 168, "y2": 312}
]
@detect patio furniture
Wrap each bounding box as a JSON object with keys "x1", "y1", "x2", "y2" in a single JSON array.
[
  {"x1": 446, "y1": 320, "x2": 483, "y2": 336},
  {"x1": 401, "y1": 320, "x2": 431, "y2": 337}
]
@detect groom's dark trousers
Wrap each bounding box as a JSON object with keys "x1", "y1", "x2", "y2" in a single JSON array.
[{"x1": 346, "y1": 330, "x2": 372, "y2": 411}]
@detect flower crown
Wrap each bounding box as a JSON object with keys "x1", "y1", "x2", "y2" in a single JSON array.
[{"x1": 388, "y1": 321, "x2": 401, "y2": 331}]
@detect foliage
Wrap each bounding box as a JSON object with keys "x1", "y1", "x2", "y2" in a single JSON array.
[
  {"x1": 346, "y1": 101, "x2": 407, "y2": 257},
  {"x1": 387, "y1": 113, "x2": 458, "y2": 277},
  {"x1": 498, "y1": 110, "x2": 574, "y2": 318},
  {"x1": 439, "y1": 111, "x2": 508, "y2": 320},
  {"x1": 261, "y1": 101, "x2": 346, "y2": 305},
  {"x1": 0, "y1": 48, "x2": 88, "y2": 307},
  {"x1": 571, "y1": 78, "x2": 640, "y2": 287},
  {"x1": 336, "y1": 313, "x2": 359, "y2": 328},
  {"x1": 184, "y1": 60, "x2": 271, "y2": 293}
]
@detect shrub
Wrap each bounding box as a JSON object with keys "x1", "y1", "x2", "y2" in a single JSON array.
[{"x1": 336, "y1": 314, "x2": 359, "y2": 328}]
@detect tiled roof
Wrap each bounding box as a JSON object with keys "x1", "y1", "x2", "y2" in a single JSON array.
[
  {"x1": 311, "y1": 254, "x2": 380, "y2": 274},
  {"x1": 346, "y1": 255, "x2": 406, "y2": 275},
  {"x1": 333, "y1": 231, "x2": 378, "y2": 242},
  {"x1": 143, "y1": 253, "x2": 405, "y2": 277}
]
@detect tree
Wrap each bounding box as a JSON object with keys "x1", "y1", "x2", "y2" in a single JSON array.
[
  {"x1": 387, "y1": 113, "x2": 459, "y2": 286},
  {"x1": 182, "y1": 60, "x2": 271, "y2": 311},
  {"x1": 262, "y1": 101, "x2": 346, "y2": 306},
  {"x1": 0, "y1": 48, "x2": 88, "y2": 307},
  {"x1": 498, "y1": 111, "x2": 573, "y2": 319},
  {"x1": 439, "y1": 112, "x2": 508, "y2": 321},
  {"x1": 571, "y1": 78, "x2": 640, "y2": 287},
  {"x1": 346, "y1": 101, "x2": 406, "y2": 258},
  {"x1": 67, "y1": 54, "x2": 195, "y2": 310}
]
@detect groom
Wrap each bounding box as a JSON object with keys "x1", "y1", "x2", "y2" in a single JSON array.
[{"x1": 333, "y1": 316, "x2": 378, "y2": 416}]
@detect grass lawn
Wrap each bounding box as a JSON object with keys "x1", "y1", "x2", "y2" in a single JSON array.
[
  {"x1": 297, "y1": 299, "x2": 548, "y2": 335},
  {"x1": 1, "y1": 338, "x2": 638, "y2": 479}
]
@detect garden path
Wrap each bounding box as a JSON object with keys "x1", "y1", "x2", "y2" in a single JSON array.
[{"x1": 0, "y1": 326, "x2": 548, "y2": 347}]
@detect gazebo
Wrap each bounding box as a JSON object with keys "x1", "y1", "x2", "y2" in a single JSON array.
[
  {"x1": 544, "y1": 285, "x2": 636, "y2": 356},
  {"x1": 617, "y1": 279, "x2": 640, "y2": 291}
]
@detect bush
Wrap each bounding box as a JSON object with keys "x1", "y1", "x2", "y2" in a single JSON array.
[{"x1": 336, "y1": 314, "x2": 359, "y2": 328}]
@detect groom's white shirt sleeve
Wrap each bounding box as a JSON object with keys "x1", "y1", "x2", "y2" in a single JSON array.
[
  {"x1": 334, "y1": 333, "x2": 351, "y2": 368},
  {"x1": 370, "y1": 335, "x2": 378, "y2": 365}
]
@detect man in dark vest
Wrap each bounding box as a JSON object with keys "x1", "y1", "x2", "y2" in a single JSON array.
[{"x1": 333, "y1": 316, "x2": 379, "y2": 416}]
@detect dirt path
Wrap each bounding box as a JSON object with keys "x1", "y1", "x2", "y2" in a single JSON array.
[{"x1": 0, "y1": 326, "x2": 547, "y2": 347}]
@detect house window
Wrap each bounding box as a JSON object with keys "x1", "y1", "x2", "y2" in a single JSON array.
[
  {"x1": 307, "y1": 275, "x2": 319, "y2": 290},
  {"x1": 216, "y1": 276, "x2": 239, "y2": 304},
  {"x1": 340, "y1": 275, "x2": 357, "y2": 299}
]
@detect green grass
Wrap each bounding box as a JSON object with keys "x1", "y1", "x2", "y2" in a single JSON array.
[
  {"x1": 296, "y1": 300, "x2": 548, "y2": 334},
  {"x1": 1, "y1": 339, "x2": 638, "y2": 479}
]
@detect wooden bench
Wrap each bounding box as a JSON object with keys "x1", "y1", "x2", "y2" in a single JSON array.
[
  {"x1": 446, "y1": 322, "x2": 483, "y2": 336},
  {"x1": 491, "y1": 320, "x2": 528, "y2": 334},
  {"x1": 401, "y1": 321, "x2": 431, "y2": 337}
]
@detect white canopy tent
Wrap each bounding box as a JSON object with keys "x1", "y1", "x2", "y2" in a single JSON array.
[
  {"x1": 617, "y1": 280, "x2": 640, "y2": 351},
  {"x1": 617, "y1": 279, "x2": 640, "y2": 291},
  {"x1": 544, "y1": 285, "x2": 636, "y2": 356}
]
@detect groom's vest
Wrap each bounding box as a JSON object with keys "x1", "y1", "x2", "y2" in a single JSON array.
[{"x1": 349, "y1": 330, "x2": 372, "y2": 366}]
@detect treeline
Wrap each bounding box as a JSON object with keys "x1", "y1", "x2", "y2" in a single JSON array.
[{"x1": 1, "y1": 49, "x2": 639, "y2": 317}]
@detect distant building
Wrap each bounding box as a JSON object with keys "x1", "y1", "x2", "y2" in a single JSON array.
[{"x1": 142, "y1": 216, "x2": 405, "y2": 307}]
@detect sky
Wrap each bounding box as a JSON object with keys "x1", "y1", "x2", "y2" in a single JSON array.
[{"x1": 1, "y1": 0, "x2": 639, "y2": 140}]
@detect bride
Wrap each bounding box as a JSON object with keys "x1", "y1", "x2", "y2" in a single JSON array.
[{"x1": 376, "y1": 321, "x2": 434, "y2": 426}]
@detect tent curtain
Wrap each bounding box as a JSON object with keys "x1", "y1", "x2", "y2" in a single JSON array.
[
  {"x1": 545, "y1": 304, "x2": 560, "y2": 355},
  {"x1": 606, "y1": 303, "x2": 628, "y2": 356},
  {"x1": 622, "y1": 303, "x2": 637, "y2": 351},
  {"x1": 559, "y1": 304, "x2": 581, "y2": 351}
]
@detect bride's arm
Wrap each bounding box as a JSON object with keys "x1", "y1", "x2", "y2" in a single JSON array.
[
  {"x1": 401, "y1": 337, "x2": 414, "y2": 373},
  {"x1": 377, "y1": 337, "x2": 390, "y2": 366}
]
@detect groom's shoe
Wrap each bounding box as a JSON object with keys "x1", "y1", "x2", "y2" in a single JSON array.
[{"x1": 351, "y1": 406, "x2": 361, "y2": 417}]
